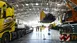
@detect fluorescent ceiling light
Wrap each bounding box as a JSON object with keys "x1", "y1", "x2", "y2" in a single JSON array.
[
  {"x1": 29, "y1": 9, "x2": 32, "y2": 10},
  {"x1": 47, "y1": 3, "x2": 48, "y2": 5},
  {"x1": 25, "y1": 4, "x2": 29, "y2": 6},
  {"x1": 36, "y1": 3, "x2": 39, "y2": 5},
  {"x1": 54, "y1": 8, "x2": 60, "y2": 11},
  {"x1": 16, "y1": 4, "x2": 18, "y2": 7},
  {"x1": 57, "y1": 3, "x2": 65, "y2": 6},
  {"x1": 57, "y1": 4, "x2": 61, "y2": 6},
  {"x1": 46, "y1": 8, "x2": 48, "y2": 10}
]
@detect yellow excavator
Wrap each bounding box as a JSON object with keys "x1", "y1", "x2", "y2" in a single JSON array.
[{"x1": 0, "y1": 1, "x2": 28, "y2": 43}]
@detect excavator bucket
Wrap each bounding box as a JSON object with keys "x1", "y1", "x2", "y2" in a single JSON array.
[
  {"x1": 40, "y1": 10, "x2": 56, "y2": 23},
  {"x1": 40, "y1": 10, "x2": 46, "y2": 21}
]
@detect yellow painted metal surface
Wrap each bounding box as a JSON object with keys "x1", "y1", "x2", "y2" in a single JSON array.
[
  {"x1": 0, "y1": 32, "x2": 5, "y2": 38},
  {"x1": 0, "y1": 1, "x2": 7, "y2": 8},
  {"x1": 52, "y1": 23, "x2": 56, "y2": 27},
  {"x1": 40, "y1": 10, "x2": 46, "y2": 21},
  {"x1": 0, "y1": 1, "x2": 15, "y2": 40},
  {"x1": 0, "y1": 19, "x2": 4, "y2": 32},
  {"x1": 6, "y1": 7, "x2": 13, "y2": 17}
]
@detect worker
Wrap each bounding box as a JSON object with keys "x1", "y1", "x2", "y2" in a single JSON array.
[
  {"x1": 40, "y1": 25, "x2": 47, "y2": 40},
  {"x1": 40, "y1": 25, "x2": 45, "y2": 32},
  {"x1": 36, "y1": 26, "x2": 39, "y2": 31},
  {"x1": 48, "y1": 25, "x2": 51, "y2": 35}
]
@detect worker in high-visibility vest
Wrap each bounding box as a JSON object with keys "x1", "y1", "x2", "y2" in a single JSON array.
[
  {"x1": 40, "y1": 25, "x2": 46, "y2": 40},
  {"x1": 40, "y1": 25, "x2": 45, "y2": 32}
]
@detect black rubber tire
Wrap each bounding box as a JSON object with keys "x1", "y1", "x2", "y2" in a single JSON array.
[
  {"x1": 22, "y1": 30, "x2": 25, "y2": 36},
  {"x1": 23, "y1": 30, "x2": 26, "y2": 35},
  {"x1": 20, "y1": 30, "x2": 24, "y2": 37},
  {"x1": 11, "y1": 32, "x2": 17, "y2": 40},
  {"x1": 17, "y1": 31, "x2": 21, "y2": 39},
  {"x1": 1, "y1": 33, "x2": 10, "y2": 43}
]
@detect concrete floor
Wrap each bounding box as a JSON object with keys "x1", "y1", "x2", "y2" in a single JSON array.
[
  {"x1": 10, "y1": 28, "x2": 77, "y2": 43},
  {"x1": 10, "y1": 28, "x2": 61, "y2": 43}
]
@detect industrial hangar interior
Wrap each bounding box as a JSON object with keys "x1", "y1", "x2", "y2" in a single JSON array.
[{"x1": 0, "y1": 0, "x2": 77, "y2": 43}]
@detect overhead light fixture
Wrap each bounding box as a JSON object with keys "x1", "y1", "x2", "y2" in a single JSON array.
[
  {"x1": 25, "y1": 4, "x2": 29, "y2": 6},
  {"x1": 54, "y1": 8, "x2": 59, "y2": 11},
  {"x1": 57, "y1": 4, "x2": 61, "y2": 6},
  {"x1": 16, "y1": 4, "x2": 18, "y2": 7},
  {"x1": 46, "y1": 8, "x2": 48, "y2": 10},
  {"x1": 57, "y1": 3, "x2": 65, "y2": 6},
  {"x1": 29, "y1": 9, "x2": 32, "y2": 10},
  {"x1": 36, "y1": 3, "x2": 39, "y2": 5},
  {"x1": 47, "y1": 3, "x2": 48, "y2": 5}
]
